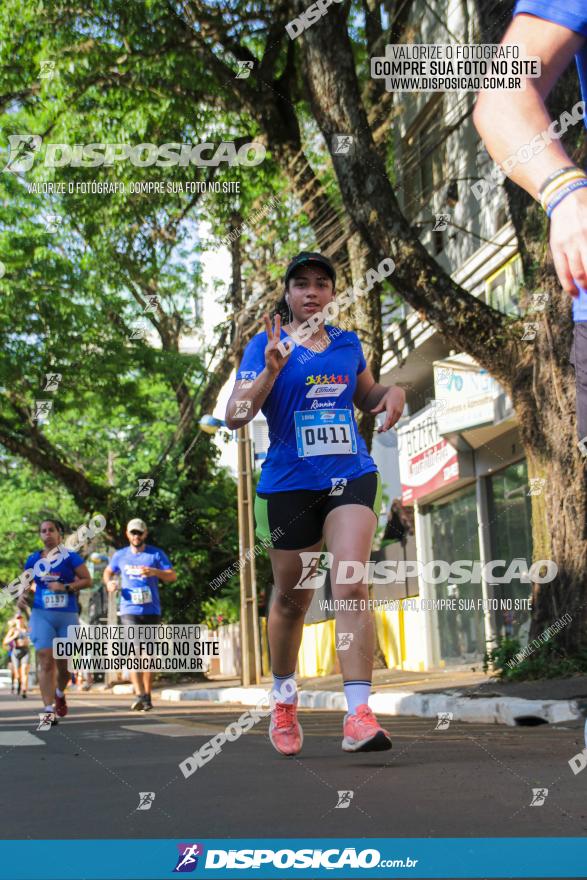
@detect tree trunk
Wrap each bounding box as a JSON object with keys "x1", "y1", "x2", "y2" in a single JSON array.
[{"x1": 296, "y1": 4, "x2": 587, "y2": 650}]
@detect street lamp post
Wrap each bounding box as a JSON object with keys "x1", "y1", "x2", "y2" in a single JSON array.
[{"x1": 199, "y1": 416, "x2": 262, "y2": 686}]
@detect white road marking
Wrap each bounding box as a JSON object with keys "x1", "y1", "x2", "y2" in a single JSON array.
[
  {"x1": 0, "y1": 731, "x2": 46, "y2": 746},
  {"x1": 121, "y1": 723, "x2": 216, "y2": 737}
]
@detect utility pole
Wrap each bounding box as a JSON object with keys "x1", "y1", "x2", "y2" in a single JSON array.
[
  {"x1": 228, "y1": 209, "x2": 261, "y2": 685},
  {"x1": 236, "y1": 422, "x2": 261, "y2": 685},
  {"x1": 105, "y1": 449, "x2": 117, "y2": 687}
]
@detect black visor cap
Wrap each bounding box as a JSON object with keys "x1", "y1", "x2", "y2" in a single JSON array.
[{"x1": 284, "y1": 252, "x2": 336, "y2": 287}]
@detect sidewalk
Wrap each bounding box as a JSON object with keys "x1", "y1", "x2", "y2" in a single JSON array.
[{"x1": 154, "y1": 667, "x2": 587, "y2": 727}]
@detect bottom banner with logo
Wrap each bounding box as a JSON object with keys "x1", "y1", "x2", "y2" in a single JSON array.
[{"x1": 0, "y1": 838, "x2": 586, "y2": 878}]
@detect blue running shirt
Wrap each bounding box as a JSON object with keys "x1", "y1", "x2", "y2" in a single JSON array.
[
  {"x1": 25, "y1": 548, "x2": 84, "y2": 613},
  {"x1": 237, "y1": 325, "x2": 378, "y2": 493},
  {"x1": 109, "y1": 545, "x2": 172, "y2": 615},
  {"x1": 514, "y1": 0, "x2": 587, "y2": 320}
]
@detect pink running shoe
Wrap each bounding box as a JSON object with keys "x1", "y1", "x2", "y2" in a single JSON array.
[
  {"x1": 54, "y1": 692, "x2": 68, "y2": 718},
  {"x1": 342, "y1": 704, "x2": 392, "y2": 752},
  {"x1": 269, "y1": 701, "x2": 303, "y2": 756}
]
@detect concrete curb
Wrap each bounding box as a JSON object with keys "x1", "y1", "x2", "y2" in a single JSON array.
[
  {"x1": 159, "y1": 685, "x2": 582, "y2": 726},
  {"x1": 112, "y1": 684, "x2": 134, "y2": 695}
]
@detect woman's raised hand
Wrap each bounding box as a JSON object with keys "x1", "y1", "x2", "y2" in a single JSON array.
[{"x1": 264, "y1": 313, "x2": 292, "y2": 376}]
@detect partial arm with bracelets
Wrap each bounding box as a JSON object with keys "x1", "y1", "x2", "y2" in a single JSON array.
[{"x1": 473, "y1": 15, "x2": 587, "y2": 295}]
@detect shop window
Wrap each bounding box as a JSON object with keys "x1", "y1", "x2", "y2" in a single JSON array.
[
  {"x1": 192, "y1": 293, "x2": 203, "y2": 323},
  {"x1": 401, "y1": 96, "x2": 447, "y2": 220},
  {"x1": 486, "y1": 460, "x2": 533, "y2": 646},
  {"x1": 427, "y1": 486, "x2": 485, "y2": 663},
  {"x1": 433, "y1": 229, "x2": 444, "y2": 255},
  {"x1": 484, "y1": 254, "x2": 523, "y2": 316}
]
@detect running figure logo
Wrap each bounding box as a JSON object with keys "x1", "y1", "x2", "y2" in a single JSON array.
[
  {"x1": 531, "y1": 292, "x2": 549, "y2": 312},
  {"x1": 39, "y1": 60, "x2": 56, "y2": 79},
  {"x1": 530, "y1": 788, "x2": 548, "y2": 806},
  {"x1": 233, "y1": 400, "x2": 252, "y2": 418},
  {"x1": 335, "y1": 790, "x2": 354, "y2": 809},
  {"x1": 43, "y1": 373, "x2": 62, "y2": 392},
  {"x1": 136, "y1": 791, "x2": 156, "y2": 811},
  {"x1": 332, "y1": 134, "x2": 354, "y2": 155},
  {"x1": 435, "y1": 712, "x2": 453, "y2": 730},
  {"x1": 336, "y1": 632, "x2": 354, "y2": 651},
  {"x1": 3, "y1": 134, "x2": 42, "y2": 173},
  {"x1": 238, "y1": 371, "x2": 256, "y2": 390},
  {"x1": 44, "y1": 214, "x2": 62, "y2": 234},
  {"x1": 32, "y1": 400, "x2": 53, "y2": 422},
  {"x1": 135, "y1": 477, "x2": 154, "y2": 497},
  {"x1": 173, "y1": 843, "x2": 204, "y2": 872},
  {"x1": 235, "y1": 60, "x2": 254, "y2": 78},
  {"x1": 432, "y1": 213, "x2": 450, "y2": 232},
  {"x1": 294, "y1": 551, "x2": 333, "y2": 590},
  {"x1": 129, "y1": 321, "x2": 148, "y2": 341},
  {"x1": 143, "y1": 295, "x2": 160, "y2": 313},
  {"x1": 37, "y1": 711, "x2": 55, "y2": 731},
  {"x1": 527, "y1": 478, "x2": 546, "y2": 497},
  {"x1": 329, "y1": 477, "x2": 347, "y2": 496}
]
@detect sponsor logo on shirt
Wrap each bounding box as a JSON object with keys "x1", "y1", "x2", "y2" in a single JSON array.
[
  {"x1": 125, "y1": 564, "x2": 147, "y2": 578},
  {"x1": 306, "y1": 383, "x2": 346, "y2": 398},
  {"x1": 305, "y1": 373, "x2": 349, "y2": 385},
  {"x1": 310, "y1": 400, "x2": 336, "y2": 409}
]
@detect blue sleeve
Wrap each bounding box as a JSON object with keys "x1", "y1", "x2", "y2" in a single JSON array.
[
  {"x1": 109, "y1": 551, "x2": 121, "y2": 573},
  {"x1": 24, "y1": 553, "x2": 36, "y2": 571},
  {"x1": 353, "y1": 333, "x2": 367, "y2": 374},
  {"x1": 69, "y1": 551, "x2": 85, "y2": 569},
  {"x1": 154, "y1": 549, "x2": 173, "y2": 571},
  {"x1": 237, "y1": 333, "x2": 266, "y2": 381},
  {"x1": 514, "y1": 0, "x2": 587, "y2": 36}
]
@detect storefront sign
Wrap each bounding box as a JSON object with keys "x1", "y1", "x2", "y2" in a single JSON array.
[
  {"x1": 433, "y1": 355, "x2": 500, "y2": 433},
  {"x1": 398, "y1": 407, "x2": 459, "y2": 503}
]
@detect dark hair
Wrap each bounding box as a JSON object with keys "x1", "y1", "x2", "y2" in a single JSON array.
[
  {"x1": 276, "y1": 266, "x2": 336, "y2": 321},
  {"x1": 39, "y1": 518, "x2": 65, "y2": 536},
  {"x1": 275, "y1": 292, "x2": 290, "y2": 321}
]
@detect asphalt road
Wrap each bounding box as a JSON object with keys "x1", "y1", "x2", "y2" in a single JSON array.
[{"x1": 1, "y1": 687, "x2": 586, "y2": 845}]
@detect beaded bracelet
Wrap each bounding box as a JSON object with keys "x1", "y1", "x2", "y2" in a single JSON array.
[
  {"x1": 538, "y1": 164, "x2": 579, "y2": 199},
  {"x1": 540, "y1": 169, "x2": 587, "y2": 210},
  {"x1": 545, "y1": 178, "x2": 587, "y2": 218}
]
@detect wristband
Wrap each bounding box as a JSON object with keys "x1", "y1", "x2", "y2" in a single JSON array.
[
  {"x1": 540, "y1": 169, "x2": 587, "y2": 209},
  {"x1": 546, "y1": 178, "x2": 587, "y2": 218},
  {"x1": 538, "y1": 165, "x2": 580, "y2": 199}
]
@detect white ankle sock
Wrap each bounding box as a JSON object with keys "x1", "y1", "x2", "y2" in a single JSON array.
[
  {"x1": 344, "y1": 680, "x2": 371, "y2": 715},
  {"x1": 272, "y1": 672, "x2": 297, "y2": 705},
  {"x1": 55, "y1": 688, "x2": 64, "y2": 698}
]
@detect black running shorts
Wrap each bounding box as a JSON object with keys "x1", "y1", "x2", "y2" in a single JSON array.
[
  {"x1": 254, "y1": 471, "x2": 382, "y2": 550},
  {"x1": 120, "y1": 614, "x2": 162, "y2": 626}
]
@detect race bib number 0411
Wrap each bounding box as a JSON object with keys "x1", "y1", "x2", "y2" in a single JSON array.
[{"x1": 294, "y1": 409, "x2": 357, "y2": 457}]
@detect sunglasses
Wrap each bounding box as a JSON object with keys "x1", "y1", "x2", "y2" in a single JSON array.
[{"x1": 130, "y1": 530, "x2": 144, "y2": 536}]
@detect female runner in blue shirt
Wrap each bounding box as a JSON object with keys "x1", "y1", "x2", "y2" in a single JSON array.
[{"x1": 225, "y1": 252, "x2": 406, "y2": 756}]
